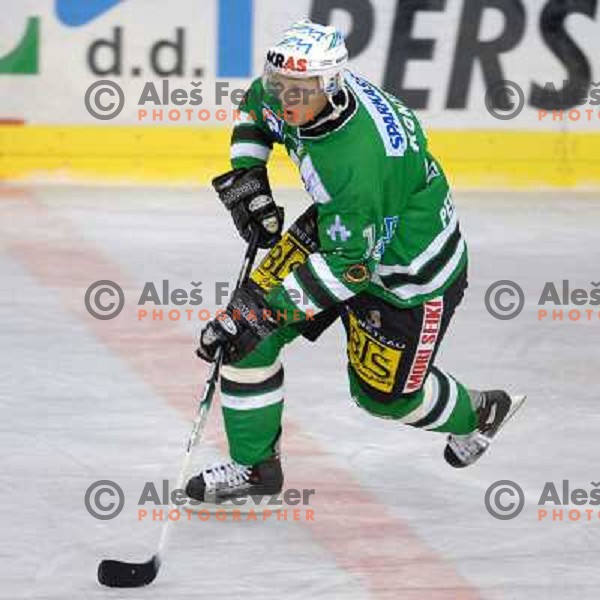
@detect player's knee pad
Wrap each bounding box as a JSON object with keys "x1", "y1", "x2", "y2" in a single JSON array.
[
  {"x1": 220, "y1": 361, "x2": 285, "y2": 464},
  {"x1": 221, "y1": 361, "x2": 282, "y2": 385}
]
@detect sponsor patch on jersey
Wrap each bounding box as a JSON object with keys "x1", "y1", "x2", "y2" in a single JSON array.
[
  {"x1": 250, "y1": 230, "x2": 311, "y2": 292},
  {"x1": 366, "y1": 310, "x2": 382, "y2": 329},
  {"x1": 403, "y1": 298, "x2": 444, "y2": 393},
  {"x1": 344, "y1": 263, "x2": 369, "y2": 284},
  {"x1": 345, "y1": 72, "x2": 407, "y2": 157},
  {"x1": 262, "y1": 104, "x2": 284, "y2": 140},
  {"x1": 347, "y1": 312, "x2": 402, "y2": 393}
]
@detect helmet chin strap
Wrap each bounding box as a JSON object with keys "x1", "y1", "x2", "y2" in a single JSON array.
[
  {"x1": 303, "y1": 82, "x2": 349, "y2": 130},
  {"x1": 327, "y1": 86, "x2": 350, "y2": 119}
]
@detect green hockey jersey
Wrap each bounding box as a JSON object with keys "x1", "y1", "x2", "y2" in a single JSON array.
[{"x1": 229, "y1": 71, "x2": 467, "y2": 323}]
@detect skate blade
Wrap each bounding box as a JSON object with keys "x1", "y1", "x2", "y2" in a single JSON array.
[
  {"x1": 504, "y1": 394, "x2": 527, "y2": 428},
  {"x1": 445, "y1": 394, "x2": 527, "y2": 468},
  {"x1": 485, "y1": 393, "x2": 527, "y2": 447},
  {"x1": 486, "y1": 393, "x2": 526, "y2": 443},
  {"x1": 181, "y1": 494, "x2": 283, "y2": 514}
]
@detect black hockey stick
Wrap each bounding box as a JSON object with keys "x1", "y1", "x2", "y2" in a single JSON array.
[{"x1": 97, "y1": 232, "x2": 260, "y2": 588}]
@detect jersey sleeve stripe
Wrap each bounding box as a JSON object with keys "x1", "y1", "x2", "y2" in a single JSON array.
[
  {"x1": 230, "y1": 142, "x2": 271, "y2": 162},
  {"x1": 221, "y1": 366, "x2": 284, "y2": 396},
  {"x1": 281, "y1": 270, "x2": 322, "y2": 316},
  {"x1": 294, "y1": 262, "x2": 339, "y2": 310},
  {"x1": 235, "y1": 110, "x2": 254, "y2": 125},
  {"x1": 231, "y1": 125, "x2": 274, "y2": 148},
  {"x1": 308, "y1": 253, "x2": 355, "y2": 302}
]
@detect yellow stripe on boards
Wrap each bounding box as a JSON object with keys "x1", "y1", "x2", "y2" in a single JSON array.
[{"x1": 1, "y1": 125, "x2": 600, "y2": 188}]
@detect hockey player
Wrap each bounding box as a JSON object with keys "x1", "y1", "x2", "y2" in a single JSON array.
[{"x1": 185, "y1": 20, "x2": 525, "y2": 504}]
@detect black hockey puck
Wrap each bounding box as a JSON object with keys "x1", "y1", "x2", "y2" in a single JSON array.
[{"x1": 97, "y1": 555, "x2": 160, "y2": 587}]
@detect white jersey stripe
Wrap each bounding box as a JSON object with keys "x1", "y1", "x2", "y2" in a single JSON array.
[
  {"x1": 221, "y1": 388, "x2": 283, "y2": 410},
  {"x1": 400, "y1": 372, "x2": 440, "y2": 425},
  {"x1": 308, "y1": 254, "x2": 355, "y2": 302},
  {"x1": 282, "y1": 270, "x2": 323, "y2": 316},
  {"x1": 234, "y1": 111, "x2": 253, "y2": 125},
  {"x1": 299, "y1": 155, "x2": 331, "y2": 203},
  {"x1": 230, "y1": 142, "x2": 271, "y2": 162},
  {"x1": 390, "y1": 239, "x2": 466, "y2": 301},
  {"x1": 221, "y1": 361, "x2": 282, "y2": 384},
  {"x1": 376, "y1": 210, "x2": 459, "y2": 277},
  {"x1": 424, "y1": 374, "x2": 458, "y2": 430}
]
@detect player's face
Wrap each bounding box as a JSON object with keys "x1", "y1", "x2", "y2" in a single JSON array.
[{"x1": 264, "y1": 73, "x2": 328, "y2": 125}]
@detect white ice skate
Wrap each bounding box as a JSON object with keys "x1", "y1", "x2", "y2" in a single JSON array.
[
  {"x1": 183, "y1": 455, "x2": 284, "y2": 512},
  {"x1": 444, "y1": 390, "x2": 526, "y2": 468}
]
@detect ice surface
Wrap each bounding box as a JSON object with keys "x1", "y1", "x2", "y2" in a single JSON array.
[{"x1": 1, "y1": 184, "x2": 599, "y2": 599}]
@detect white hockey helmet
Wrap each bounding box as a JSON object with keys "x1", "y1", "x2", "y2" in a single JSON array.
[{"x1": 263, "y1": 19, "x2": 348, "y2": 96}]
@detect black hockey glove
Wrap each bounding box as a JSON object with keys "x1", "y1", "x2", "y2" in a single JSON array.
[
  {"x1": 196, "y1": 283, "x2": 279, "y2": 365},
  {"x1": 212, "y1": 166, "x2": 284, "y2": 249}
]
